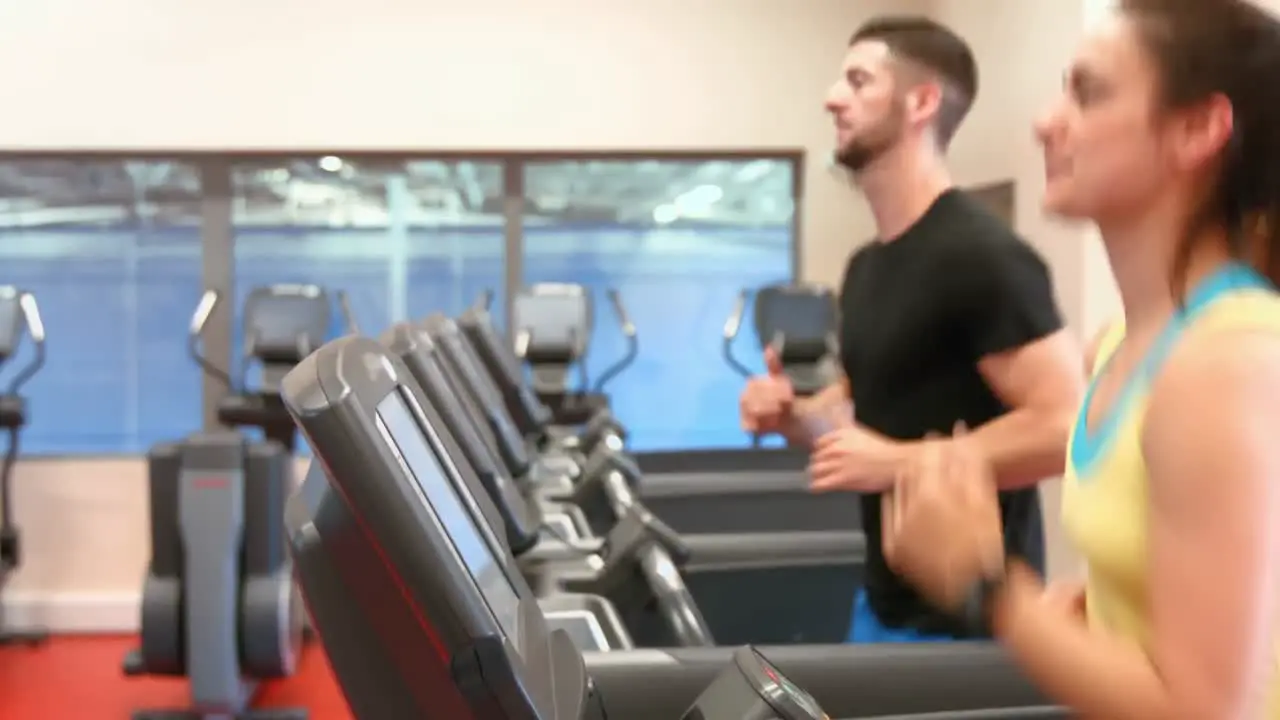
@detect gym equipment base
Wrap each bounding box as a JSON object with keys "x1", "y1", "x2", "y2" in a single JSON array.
[{"x1": 0, "y1": 628, "x2": 47, "y2": 646}]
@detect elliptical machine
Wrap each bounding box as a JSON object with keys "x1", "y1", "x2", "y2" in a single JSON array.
[
  {"x1": 0, "y1": 287, "x2": 47, "y2": 647},
  {"x1": 123, "y1": 284, "x2": 349, "y2": 720},
  {"x1": 724, "y1": 283, "x2": 841, "y2": 446},
  {"x1": 510, "y1": 283, "x2": 638, "y2": 427}
]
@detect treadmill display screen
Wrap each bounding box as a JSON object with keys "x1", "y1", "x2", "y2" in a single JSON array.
[
  {"x1": 754, "y1": 649, "x2": 826, "y2": 719},
  {"x1": 375, "y1": 390, "x2": 523, "y2": 652}
]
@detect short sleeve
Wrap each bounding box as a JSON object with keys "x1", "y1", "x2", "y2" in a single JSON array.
[{"x1": 957, "y1": 237, "x2": 1064, "y2": 359}]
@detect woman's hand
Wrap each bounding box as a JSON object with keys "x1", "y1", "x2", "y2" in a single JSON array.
[
  {"x1": 1041, "y1": 580, "x2": 1087, "y2": 622},
  {"x1": 883, "y1": 427, "x2": 1006, "y2": 612}
]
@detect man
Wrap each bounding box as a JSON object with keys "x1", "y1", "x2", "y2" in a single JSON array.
[{"x1": 739, "y1": 16, "x2": 1084, "y2": 643}]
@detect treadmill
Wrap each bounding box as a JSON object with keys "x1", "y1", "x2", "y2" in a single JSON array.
[
  {"x1": 279, "y1": 335, "x2": 1066, "y2": 719},
  {"x1": 455, "y1": 305, "x2": 861, "y2": 536},
  {"x1": 385, "y1": 318, "x2": 860, "y2": 647}
]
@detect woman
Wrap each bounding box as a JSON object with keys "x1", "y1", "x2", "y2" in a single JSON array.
[{"x1": 885, "y1": 1, "x2": 1280, "y2": 717}]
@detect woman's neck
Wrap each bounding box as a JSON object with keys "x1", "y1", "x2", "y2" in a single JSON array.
[{"x1": 1098, "y1": 207, "x2": 1234, "y2": 332}]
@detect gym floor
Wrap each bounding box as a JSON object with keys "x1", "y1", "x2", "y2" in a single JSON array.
[{"x1": 0, "y1": 637, "x2": 349, "y2": 719}]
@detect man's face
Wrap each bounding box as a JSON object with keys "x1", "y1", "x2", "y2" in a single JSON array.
[{"x1": 824, "y1": 40, "x2": 908, "y2": 172}]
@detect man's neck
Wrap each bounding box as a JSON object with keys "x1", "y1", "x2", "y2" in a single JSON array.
[{"x1": 856, "y1": 144, "x2": 954, "y2": 241}]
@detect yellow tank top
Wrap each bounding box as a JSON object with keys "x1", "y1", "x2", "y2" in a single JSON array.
[{"x1": 1061, "y1": 262, "x2": 1280, "y2": 715}]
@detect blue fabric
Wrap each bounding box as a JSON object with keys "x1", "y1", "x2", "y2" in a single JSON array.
[{"x1": 846, "y1": 589, "x2": 957, "y2": 644}]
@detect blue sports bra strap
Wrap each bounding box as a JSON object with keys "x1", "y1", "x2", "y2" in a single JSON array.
[{"x1": 1140, "y1": 261, "x2": 1272, "y2": 381}]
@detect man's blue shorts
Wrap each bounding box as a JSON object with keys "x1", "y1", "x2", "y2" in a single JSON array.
[{"x1": 846, "y1": 589, "x2": 956, "y2": 644}]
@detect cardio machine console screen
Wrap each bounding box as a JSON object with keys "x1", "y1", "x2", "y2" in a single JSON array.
[
  {"x1": 685, "y1": 646, "x2": 828, "y2": 720},
  {"x1": 375, "y1": 389, "x2": 523, "y2": 652},
  {"x1": 744, "y1": 648, "x2": 827, "y2": 720}
]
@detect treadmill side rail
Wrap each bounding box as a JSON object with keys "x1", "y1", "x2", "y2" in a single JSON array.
[
  {"x1": 683, "y1": 531, "x2": 865, "y2": 572},
  {"x1": 586, "y1": 643, "x2": 1056, "y2": 720}
]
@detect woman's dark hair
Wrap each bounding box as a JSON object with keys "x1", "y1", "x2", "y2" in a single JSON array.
[{"x1": 1120, "y1": 0, "x2": 1280, "y2": 290}]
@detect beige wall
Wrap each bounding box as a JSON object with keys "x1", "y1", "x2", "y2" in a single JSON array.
[
  {"x1": 22, "y1": 0, "x2": 1246, "y2": 631},
  {"x1": 4, "y1": 457, "x2": 310, "y2": 632},
  {"x1": 0, "y1": 0, "x2": 923, "y2": 632},
  {"x1": 0, "y1": 0, "x2": 903, "y2": 287},
  {"x1": 933, "y1": 0, "x2": 1093, "y2": 582}
]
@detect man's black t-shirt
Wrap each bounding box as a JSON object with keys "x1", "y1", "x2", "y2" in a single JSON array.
[{"x1": 839, "y1": 189, "x2": 1062, "y2": 637}]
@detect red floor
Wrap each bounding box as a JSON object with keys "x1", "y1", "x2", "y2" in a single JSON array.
[{"x1": 0, "y1": 636, "x2": 350, "y2": 718}]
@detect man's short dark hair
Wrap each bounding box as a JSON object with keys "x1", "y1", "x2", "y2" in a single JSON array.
[{"x1": 851, "y1": 16, "x2": 979, "y2": 147}]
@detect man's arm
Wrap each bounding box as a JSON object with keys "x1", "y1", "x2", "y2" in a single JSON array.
[
  {"x1": 961, "y1": 240, "x2": 1083, "y2": 489},
  {"x1": 972, "y1": 330, "x2": 1084, "y2": 488},
  {"x1": 903, "y1": 239, "x2": 1082, "y2": 489}
]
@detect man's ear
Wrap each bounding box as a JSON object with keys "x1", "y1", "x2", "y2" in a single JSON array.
[{"x1": 905, "y1": 80, "x2": 945, "y2": 127}]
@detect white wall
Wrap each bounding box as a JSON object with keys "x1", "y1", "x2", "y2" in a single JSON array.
[{"x1": 0, "y1": 0, "x2": 923, "y2": 631}]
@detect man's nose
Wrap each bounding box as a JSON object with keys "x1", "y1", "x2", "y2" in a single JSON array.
[{"x1": 824, "y1": 92, "x2": 844, "y2": 115}]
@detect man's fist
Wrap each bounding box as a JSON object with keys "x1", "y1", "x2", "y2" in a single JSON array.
[{"x1": 739, "y1": 347, "x2": 795, "y2": 434}]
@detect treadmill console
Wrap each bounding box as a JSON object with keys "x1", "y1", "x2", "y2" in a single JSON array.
[{"x1": 683, "y1": 646, "x2": 829, "y2": 720}]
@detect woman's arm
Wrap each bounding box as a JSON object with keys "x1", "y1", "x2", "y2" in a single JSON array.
[{"x1": 990, "y1": 329, "x2": 1280, "y2": 720}]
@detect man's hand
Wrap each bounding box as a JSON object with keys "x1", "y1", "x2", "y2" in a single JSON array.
[
  {"x1": 808, "y1": 425, "x2": 906, "y2": 493},
  {"x1": 739, "y1": 348, "x2": 796, "y2": 435}
]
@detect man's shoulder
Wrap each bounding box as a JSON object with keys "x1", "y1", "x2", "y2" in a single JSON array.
[
  {"x1": 933, "y1": 191, "x2": 1028, "y2": 246},
  {"x1": 840, "y1": 240, "x2": 880, "y2": 284},
  {"x1": 933, "y1": 207, "x2": 1046, "y2": 278}
]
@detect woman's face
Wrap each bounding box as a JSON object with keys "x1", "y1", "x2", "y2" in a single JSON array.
[{"x1": 1035, "y1": 14, "x2": 1174, "y2": 222}]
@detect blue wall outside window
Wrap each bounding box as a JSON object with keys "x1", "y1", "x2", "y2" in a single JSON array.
[{"x1": 0, "y1": 157, "x2": 795, "y2": 455}]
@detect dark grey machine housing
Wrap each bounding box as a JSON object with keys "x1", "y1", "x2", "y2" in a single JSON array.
[
  {"x1": 281, "y1": 337, "x2": 598, "y2": 719},
  {"x1": 454, "y1": 306, "x2": 862, "y2": 537},
  {"x1": 381, "y1": 321, "x2": 542, "y2": 554},
  {"x1": 438, "y1": 312, "x2": 866, "y2": 646},
  {"x1": 281, "y1": 336, "x2": 1065, "y2": 719}
]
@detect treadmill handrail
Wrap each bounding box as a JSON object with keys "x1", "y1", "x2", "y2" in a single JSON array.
[
  {"x1": 5, "y1": 292, "x2": 46, "y2": 397},
  {"x1": 585, "y1": 642, "x2": 1056, "y2": 720},
  {"x1": 591, "y1": 289, "x2": 638, "y2": 393},
  {"x1": 637, "y1": 468, "x2": 812, "y2": 497},
  {"x1": 722, "y1": 289, "x2": 753, "y2": 379},
  {"x1": 638, "y1": 544, "x2": 715, "y2": 648}
]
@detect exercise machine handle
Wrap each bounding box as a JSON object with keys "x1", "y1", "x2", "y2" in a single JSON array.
[
  {"x1": 19, "y1": 293, "x2": 44, "y2": 346},
  {"x1": 639, "y1": 545, "x2": 715, "y2": 648},
  {"x1": 336, "y1": 290, "x2": 361, "y2": 335},
  {"x1": 187, "y1": 290, "x2": 234, "y2": 391},
  {"x1": 592, "y1": 289, "x2": 638, "y2": 393},
  {"x1": 189, "y1": 289, "x2": 219, "y2": 336},
  {"x1": 607, "y1": 289, "x2": 635, "y2": 338},
  {"x1": 5, "y1": 293, "x2": 46, "y2": 396},
  {"x1": 722, "y1": 289, "x2": 753, "y2": 378},
  {"x1": 723, "y1": 289, "x2": 747, "y2": 341}
]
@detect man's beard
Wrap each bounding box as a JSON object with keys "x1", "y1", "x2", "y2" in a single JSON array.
[{"x1": 833, "y1": 105, "x2": 904, "y2": 174}]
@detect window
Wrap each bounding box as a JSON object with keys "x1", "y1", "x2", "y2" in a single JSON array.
[
  {"x1": 232, "y1": 157, "x2": 506, "y2": 359},
  {"x1": 0, "y1": 159, "x2": 203, "y2": 454},
  {"x1": 232, "y1": 159, "x2": 506, "y2": 453},
  {"x1": 521, "y1": 158, "x2": 796, "y2": 450}
]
